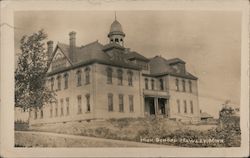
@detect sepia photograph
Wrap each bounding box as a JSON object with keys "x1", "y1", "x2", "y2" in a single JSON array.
[{"x1": 1, "y1": 0, "x2": 249, "y2": 157}]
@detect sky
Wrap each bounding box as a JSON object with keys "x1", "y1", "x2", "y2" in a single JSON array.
[{"x1": 14, "y1": 11, "x2": 241, "y2": 118}]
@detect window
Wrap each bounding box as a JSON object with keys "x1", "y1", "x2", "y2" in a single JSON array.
[
  {"x1": 175, "y1": 79, "x2": 179, "y2": 91},
  {"x1": 145, "y1": 78, "x2": 148, "y2": 89},
  {"x1": 66, "y1": 97, "x2": 70, "y2": 115},
  {"x1": 50, "y1": 103, "x2": 53, "y2": 117},
  {"x1": 76, "y1": 70, "x2": 82, "y2": 86},
  {"x1": 34, "y1": 109, "x2": 37, "y2": 119},
  {"x1": 117, "y1": 69, "x2": 123, "y2": 85},
  {"x1": 86, "y1": 94, "x2": 90, "y2": 112},
  {"x1": 64, "y1": 73, "x2": 69, "y2": 89},
  {"x1": 120, "y1": 39, "x2": 123, "y2": 42},
  {"x1": 85, "y1": 67, "x2": 90, "y2": 84},
  {"x1": 184, "y1": 100, "x2": 187, "y2": 113},
  {"x1": 189, "y1": 80, "x2": 192, "y2": 93},
  {"x1": 50, "y1": 77, "x2": 54, "y2": 91},
  {"x1": 182, "y1": 80, "x2": 186, "y2": 92},
  {"x1": 190, "y1": 101, "x2": 194, "y2": 114},
  {"x1": 57, "y1": 75, "x2": 61, "y2": 90},
  {"x1": 177, "y1": 100, "x2": 180, "y2": 113},
  {"x1": 159, "y1": 79, "x2": 164, "y2": 90},
  {"x1": 106, "y1": 67, "x2": 113, "y2": 84},
  {"x1": 129, "y1": 95, "x2": 134, "y2": 112},
  {"x1": 60, "y1": 99, "x2": 64, "y2": 116},
  {"x1": 115, "y1": 38, "x2": 119, "y2": 43},
  {"x1": 40, "y1": 109, "x2": 43, "y2": 119},
  {"x1": 128, "y1": 71, "x2": 133, "y2": 86},
  {"x1": 55, "y1": 101, "x2": 58, "y2": 117},
  {"x1": 119, "y1": 94, "x2": 124, "y2": 112},
  {"x1": 151, "y1": 79, "x2": 155, "y2": 90},
  {"x1": 77, "y1": 95, "x2": 82, "y2": 114},
  {"x1": 108, "y1": 93, "x2": 113, "y2": 112}
]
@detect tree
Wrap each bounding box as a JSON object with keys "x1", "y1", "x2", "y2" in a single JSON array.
[{"x1": 15, "y1": 30, "x2": 55, "y2": 112}]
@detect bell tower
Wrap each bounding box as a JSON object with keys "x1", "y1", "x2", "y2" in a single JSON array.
[{"x1": 108, "y1": 13, "x2": 125, "y2": 46}]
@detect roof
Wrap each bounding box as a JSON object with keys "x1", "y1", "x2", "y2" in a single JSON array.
[
  {"x1": 48, "y1": 41, "x2": 140, "y2": 75},
  {"x1": 108, "y1": 20, "x2": 125, "y2": 37},
  {"x1": 200, "y1": 112, "x2": 213, "y2": 118},
  {"x1": 125, "y1": 51, "x2": 149, "y2": 62},
  {"x1": 147, "y1": 56, "x2": 198, "y2": 80}
]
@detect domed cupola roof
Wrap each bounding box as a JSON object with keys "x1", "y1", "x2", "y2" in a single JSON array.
[{"x1": 108, "y1": 20, "x2": 125, "y2": 37}]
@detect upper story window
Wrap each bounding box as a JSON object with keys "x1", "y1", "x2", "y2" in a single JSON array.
[
  {"x1": 40, "y1": 109, "x2": 43, "y2": 119},
  {"x1": 64, "y1": 73, "x2": 69, "y2": 89},
  {"x1": 76, "y1": 69, "x2": 82, "y2": 87},
  {"x1": 34, "y1": 109, "x2": 38, "y2": 119},
  {"x1": 177, "y1": 99, "x2": 180, "y2": 113},
  {"x1": 49, "y1": 102, "x2": 53, "y2": 118},
  {"x1": 66, "y1": 97, "x2": 70, "y2": 115},
  {"x1": 85, "y1": 67, "x2": 90, "y2": 85},
  {"x1": 50, "y1": 77, "x2": 54, "y2": 91},
  {"x1": 182, "y1": 80, "x2": 186, "y2": 92},
  {"x1": 145, "y1": 78, "x2": 148, "y2": 89},
  {"x1": 119, "y1": 94, "x2": 124, "y2": 112},
  {"x1": 127, "y1": 70, "x2": 133, "y2": 86},
  {"x1": 77, "y1": 95, "x2": 82, "y2": 114},
  {"x1": 159, "y1": 79, "x2": 164, "y2": 90},
  {"x1": 151, "y1": 79, "x2": 155, "y2": 90},
  {"x1": 129, "y1": 95, "x2": 134, "y2": 112},
  {"x1": 190, "y1": 101, "x2": 194, "y2": 114},
  {"x1": 106, "y1": 67, "x2": 113, "y2": 84},
  {"x1": 117, "y1": 69, "x2": 123, "y2": 85},
  {"x1": 184, "y1": 100, "x2": 187, "y2": 113},
  {"x1": 188, "y1": 80, "x2": 192, "y2": 93},
  {"x1": 108, "y1": 93, "x2": 113, "y2": 112},
  {"x1": 175, "y1": 79, "x2": 179, "y2": 91},
  {"x1": 57, "y1": 75, "x2": 61, "y2": 91},
  {"x1": 115, "y1": 38, "x2": 119, "y2": 43},
  {"x1": 86, "y1": 94, "x2": 90, "y2": 112},
  {"x1": 60, "y1": 99, "x2": 64, "y2": 116},
  {"x1": 55, "y1": 101, "x2": 58, "y2": 117}
]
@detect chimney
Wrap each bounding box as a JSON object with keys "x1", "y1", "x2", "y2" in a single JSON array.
[
  {"x1": 69, "y1": 31, "x2": 76, "y2": 61},
  {"x1": 47, "y1": 40, "x2": 53, "y2": 59}
]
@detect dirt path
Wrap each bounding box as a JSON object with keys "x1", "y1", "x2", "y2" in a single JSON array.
[{"x1": 15, "y1": 131, "x2": 174, "y2": 147}]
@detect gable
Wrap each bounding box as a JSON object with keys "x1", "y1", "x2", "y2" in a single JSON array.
[{"x1": 47, "y1": 48, "x2": 71, "y2": 73}]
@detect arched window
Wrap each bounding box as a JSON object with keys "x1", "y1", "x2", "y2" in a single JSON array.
[
  {"x1": 106, "y1": 67, "x2": 113, "y2": 84},
  {"x1": 117, "y1": 69, "x2": 123, "y2": 85},
  {"x1": 188, "y1": 80, "x2": 192, "y2": 93},
  {"x1": 182, "y1": 80, "x2": 186, "y2": 92},
  {"x1": 49, "y1": 102, "x2": 53, "y2": 118},
  {"x1": 86, "y1": 94, "x2": 90, "y2": 112},
  {"x1": 40, "y1": 109, "x2": 43, "y2": 119},
  {"x1": 76, "y1": 69, "x2": 82, "y2": 86},
  {"x1": 64, "y1": 73, "x2": 69, "y2": 89},
  {"x1": 145, "y1": 78, "x2": 148, "y2": 89},
  {"x1": 151, "y1": 79, "x2": 155, "y2": 90},
  {"x1": 85, "y1": 67, "x2": 90, "y2": 84},
  {"x1": 159, "y1": 79, "x2": 164, "y2": 90},
  {"x1": 57, "y1": 75, "x2": 61, "y2": 90},
  {"x1": 190, "y1": 101, "x2": 193, "y2": 114},
  {"x1": 50, "y1": 77, "x2": 54, "y2": 91},
  {"x1": 184, "y1": 100, "x2": 187, "y2": 113},
  {"x1": 177, "y1": 100, "x2": 180, "y2": 113},
  {"x1": 60, "y1": 99, "x2": 64, "y2": 116},
  {"x1": 175, "y1": 79, "x2": 179, "y2": 91},
  {"x1": 127, "y1": 70, "x2": 133, "y2": 86}
]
